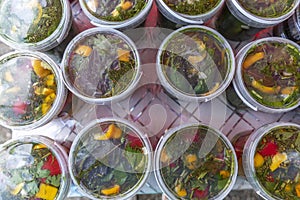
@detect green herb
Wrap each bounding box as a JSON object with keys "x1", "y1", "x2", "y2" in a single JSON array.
[{"x1": 46, "y1": 174, "x2": 61, "y2": 187}]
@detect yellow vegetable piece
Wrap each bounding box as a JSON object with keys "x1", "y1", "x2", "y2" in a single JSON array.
[
  {"x1": 243, "y1": 52, "x2": 265, "y2": 69},
  {"x1": 35, "y1": 183, "x2": 58, "y2": 200},
  {"x1": 111, "y1": 9, "x2": 120, "y2": 17},
  {"x1": 117, "y1": 49, "x2": 131, "y2": 62},
  {"x1": 44, "y1": 93, "x2": 56, "y2": 104},
  {"x1": 120, "y1": 1, "x2": 133, "y2": 10},
  {"x1": 281, "y1": 86, "x2": 297, "y2": 95},
  {"x1": 160, "y1": 149, "x2": 170, "y2": 163},
  {"x1": 33, "y1": 144, "x2": 47, "y2": 150},
  {"x1": 44, "y1": 74, "x2": 56, "y2": 87},
  {"x1": 251, "y1": 80, "x2": 281, "y2": 95},
  {"x1": 101, "y1": 184, "x2": 120, "y2": 196},
  {"x1": 270, "y1": 152, "x2": 287, "y2": 172},
  {"x1": 5, "y1": 71, "x2": 14, "y2": 82},
  {"x1": 107, "y1": 124, "x2": 122, "y2": 139},
  {"x1": 254, "y1": 152, "x2": 264, "y2": 168},
  {"x1": 32, "y1": 59, "x2": 51, "y2": 78},
  {"x1": 94, "y1": 132, "x2": 111, "y2": 140},
  {"x1": 185, "y1": 154, "x2": 198, "y2": 170},
  {"x1": 42, "y1": 103, "x2": 52, "y2": 115},
  {"x1": 203, "y1": 82, "x2": 220, "y2": 96},
  {"x1": 175, "y1": 185, "x2": 187, "y2": 197},
  {"x1": 10, "y1": 182, "x2": 25, "y2": 195},
  {"x1": 188, "y1": 55, "x2": 206, "y2": 65},
  {"x1": 285, "y1": 184, "x2": 292, "y2": 193},
  {"x1": 295, "y1": 183, "x2": 300, "y2": 197},
  {"x1": 194, "y1": 39, "x2": 206, "y2": 51},
  {"x1": 220, "y1": 170, "x2": 230, "y2": 179},
  {"x1": 35, "y1": 87, "x2": 55, "y2": 96},
  {"x1": 75, "y1": 45, "x2": 92, "y2": 57}
]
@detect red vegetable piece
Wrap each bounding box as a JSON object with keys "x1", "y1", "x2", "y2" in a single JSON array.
[
  {"x1": 42, "y1": 155, "x2": 61, "y2": 176},
  {"x1": 266, "y1": 174, "x2": 274, "y2": 182},
  {"x1": 127, "y1": 133, "x2": 143, "y2": 148},
  {"x1": 259, "y1": 141, "x2": 278, "y2": 157},
  {"x1": 13, "y1": 101, "x2": 27, "y2": 115},
  {"x1": 193, "y1": 187, "x2": 209, "y2": 199}
]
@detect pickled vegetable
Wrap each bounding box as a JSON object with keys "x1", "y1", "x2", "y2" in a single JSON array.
[
  {"x1": 242, "y1": 41, "x2": 300, "y2": 109},
  {"x1": 255, "y1": 125, "x2": 300, "y2": 199},
  {"x1": 0, "y1": 142, "x2": 63, "y2": 200},
  {"x1": 0, "y1": 56, "x2": 57, "y2": 127},
  {"x1": 159, "y1": 125, "x2": 236, "y2": 199},
  {"x1": 72, "y1": 122, "x2": 148, "y2": 198}
]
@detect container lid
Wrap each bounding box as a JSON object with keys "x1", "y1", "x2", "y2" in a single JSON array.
[
  {"x1": 252, "y1": 124, "x2": 300, "y2": 199},
  {"x1": 80, "y1": 0, "x2": 148, "y2": 23},
  {"x1": 157, "y1": 25, "x2": 235, "y2": 102},
  {"x1": 0, "y1": 51, "x2": 60, "y2": 129},
  {"x1": 62, "y1": 28, "x2": 140, "y2": 104},
  {"x1": 0, "y1": 136, "x2": 69, "y2": 200},
  {"x1": 69, "y1": 118, "x2": 152, "y2": 200},
  {"x1": 239, "y1": 38, "x2": 300, "y2": 110},
  {"x1": 0, "y1": 0, "x2": 63, "y2": 47},
  {"x1": 235, "y1": 0, "x2": 297, "y2": 19},
  {"x1": 154, "y1": 124, "x2": 237, "y2": 200}
]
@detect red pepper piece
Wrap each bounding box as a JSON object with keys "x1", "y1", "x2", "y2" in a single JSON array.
[
  {"x1": 13, "y1": 101, "x2": 27, "y2": 115},
  {"x1": 193, "y1": 187, "x2": 209, "y2": 199},
  {"x1": 42, "y1": 155, "x2": 61, "y2": 176},
  {"x1": 259, "y1": 141, "x2": 278, "y2": 157},
  {"x1": 127, "y1": 133, "x2": 143, "y2": 148}
]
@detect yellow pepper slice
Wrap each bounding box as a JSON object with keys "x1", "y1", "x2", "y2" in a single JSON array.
[
  {"x1": 75, "y1": 45, "x2": 92, "y2": 57},
  {"x1": 33, "y1": 144, "x2": 47, "y2": 150},
  {"x1": 220, "y1": 170, "x2": 230, "y2": 179},
  {"x1": 160, "y1": 149, "x2": 170, "y2": 163},
  {"x1": 251, "y1": 80, "x2": 280, "y2": 95},
  {"x1": 101, "y1": 185, "x2": 120, "y2": 196},
  {"x1": 94, "y1": 124, "x2": 122, "y2": 140},
  {"x1": 117, "y1": 49, "x2": 131, "y2": 62},
  {"x1": 32, "y1": 59, "x2": 51, "y2": 78},
  {"x1": 243, "y1": 52, "x2": 265, "y2": 69},
  {"x1": 35, "y1": 183, "x2": 58, "y2": 200},
  {"x1": 185, "y1": 154, "x2": 198, "y2": 170},
  {"x1": 270, "y1": 152, "x2": 287, "y2": 172},
  {"x1": 44, "y1": 74, "x2": 56, "y2": 87},
  {"x1": 295, "y1": 183, "x2": 300, "y2": 197},
  {"x1": 175, "y1": 185, "x2": 187, "y2": 197},
  {"x1": 281, "y1": 86, "x2": 297, "y2": 95},
  {"x1": 254, "y1": 152, "x2": 264, "y2": 168},
  {"x1": 10, "y1": 182, "x2": 25, "y2": 195}
]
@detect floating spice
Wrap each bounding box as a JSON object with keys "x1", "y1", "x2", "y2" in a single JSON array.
[
  {"x1": 159, "y1": 26, "x2": 234, "y2": 99},
  {"x1": 70, "y1": 121, "x2": 150, "y2": 199},
  {"x1": 253, "y1": 125, "x2": 300, "y2": 199},
  {"x1": 163, "y1": 0, "x2": 221, "y2": 15},
  {"x1": 83, "y1": 0, "x2": 147, "y2": 22},
  {"x1": 0, "y1": 0, "x2": 63, "y2": 44},
  {"x1": 0, "y1": 54, "x2": 57, "y2": 127},
  {"x1": 0, "y1": 140, "x2": 65, "y2": 200},
  {"x1": 156, "y1": 125, "x2": 237, "y2": 199},
  {"x1": 63, "y1": 29, "x2": 138, "y2": 102},
  {"x1": 237, "y1": 0, "x2": 295, "y2": 18},
  {"x1": 241, "y1": 40, "x2": 300, "y2": 109}
]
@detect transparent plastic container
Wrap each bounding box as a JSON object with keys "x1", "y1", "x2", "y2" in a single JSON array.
[
  {"x1": 0, "y1": 135, "x2": 70, "y2": 200},
  {"x1": 154, "y1": 123, "x2": 238, "y2": 200},
  {"x1": 215, "y1": 0, "x2": 300, "y2": 41},
  {"x1": 233, "y1": 37, "x2": 300, "y2": 113},
  {"x1": 0, "y1": 0, "x2": 72, "y2": 51},
  {"x1": 0, "y1": 51, "x2": 67, "y2": 130},
  {"x1": 156, "y1": 0, "x2": 225, "y2": 25},
  {"x1": 156, "y1": 25, "x2": 235, "y2": 102},
  {"x1": 79, "y1": 0, "x2": 153, "y2": 29},
  {"x1": 243, "y1": 122, "x2": 300, "y2": 200},
  {"x1": 62, "y1": 28, "x2": 141, "y2": 104},
  {"x1": 68, "y1": 118, "x2": 152, "y2": 200}
]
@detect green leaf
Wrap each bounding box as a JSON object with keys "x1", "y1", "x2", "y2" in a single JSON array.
[
  {"x1": 46, "y1": 175, "x2": 61, "y2": 187},
  {"x1": 25, "y1": 181, "x2": 39, "y2": 196},
  {"x1": 37, "y1": 169, "x2": 50, "y2": 178},
  {"x1": 190, "y1": 180, "x2": 207, "y2": 190},
  {"x1": 113, "y1": 170, "x2": 128, "y2": 185},
  {"x1": 217, "y1": 178, "x2": 229, "y2": 190},
  {"x1": 11, "y1": 170, "x2": 23, "y2": 184}
]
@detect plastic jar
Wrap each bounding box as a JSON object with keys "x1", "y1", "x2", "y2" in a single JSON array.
[
  {"x1": 69, "y1": 118, "x2": 152, "y2": 200},
  {"x1": 0, "y1": 135, "x2": 70, "y2": 200},
  {"x1": 156, "y1": 25, "x2": 235, "y2": 102},
  {"x1": 156, "y1": 0, "x2": 225, "y2": 25},
  {"x1": 154, "y1": 123, "x2": 238, "y2": 200},
  {"x1": 79, "y1": 0, "x2": 153, "y2": 29},
  {"x1": 0, "y1": 0, "x2": 72, "y2": 51},
  {"x1": 215, "y1": 0, "x2": 300, "y2": 41},
  {"x1": 243, "y1": 122, "x2": 300, "y2": 200},
  {"x1": 62, "y1": 27, "x2": 141, "y2": 104},
  {"x1": 0, "y1": 51, "x2": 67, "y2": 130},
  {"x1": 274, "y1": 6, "x2": 300, "y2": 44},
  {"x1": 233, "y1": 37, "x2": 300, "y2": 113}
]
